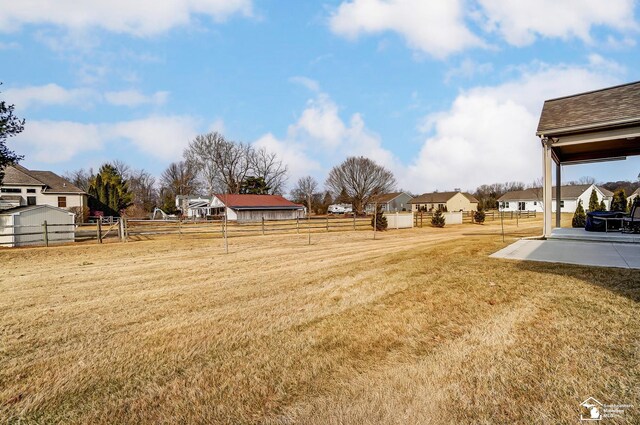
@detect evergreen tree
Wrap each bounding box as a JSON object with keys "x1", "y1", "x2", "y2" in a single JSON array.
[
  {"x1": 588, "y1": 189, "x2": 599, "y2": 211},
  {"x1": 599, "y1": 200, "x2": 606, "y2": 211},
  {"x1": 610, "y1": 189, "x2": 627, "y2": 212},
  {"x1": 474, "y1": 204, "x2": 486, "y2": 224},
  {"x1": 240, "y1": 176, "x2": 270, "y2": 194},
  {"x1": 572, "y1": 199, "x2": 586, "y2": 228},
  {"x1": 370, "y1": 204, "x2": 388, "y2": 230},
  {"x1": 88, "y1": 163, "x2": 133, "y2": 216},
  {"x1": 431, "y1": 206, "x2": 446, "y2": 228},
  {"x1": 0, "y1": 82, "x2": 25, "y2": 185}
]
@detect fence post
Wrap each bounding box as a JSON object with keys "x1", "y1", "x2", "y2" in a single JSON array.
[
  {"x1": 396, "y1": 212, "x2": 399, "y2": 229},
  {"x1": 297, "y1": 216, "x2": 300, "y2": 234},
  {"x1": 326, "y1": 215, "x2": 329, "y2": 232},
  {"x1": 43, "y1": 220, "x2": 49, "y2": 247},
  {"x1": 178, "y1": 218, "x2": 182, "y2": 238},
  {"x1": 118, "y1": 219, "x2": 123, "y2": 242},
  {"x1": 262, "y1": 217, "x2": 265, "y2": 236},
  {"x1": 97, "y1": 220, "x2": 102, "y2": 244},
  {"x1": 353, "y1": 213, "x2": 356, "y2": 230}
]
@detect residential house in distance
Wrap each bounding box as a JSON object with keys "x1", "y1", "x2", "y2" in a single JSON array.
[
  {"x1": 498, "y1": 184, "x2": 611, "y2": 212},
  {"x1": 209, "y1": 194, "x2": 305, "y2": 222},
  {"x1": 175, "y1": 195, "x2": 213, "y2": 218},
  {"x1": 365, "y1": 192, "x2": 413, "y2": 213},
  {"x1": 628, "y1": 188, "x2": 640, "y2": 205},
  {"x1": 409, "y1": 191, "x2": 478, "y2": 212},
  {"x1": 0, "y1": 165, "x2": 87, "y2": 212}
]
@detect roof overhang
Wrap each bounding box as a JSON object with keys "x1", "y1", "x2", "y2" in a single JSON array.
[
  {"x1": 538, "y1": 121, "x2": 640, "y2": 164},
  {"x1": 230, "y1": 206, "x2": 305, "y2": 210}
]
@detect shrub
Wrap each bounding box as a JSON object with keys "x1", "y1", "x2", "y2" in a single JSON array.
[
  {"x1": 474, "y1": 205, "x2": 486, "y2": 224},
  {"x1": 572, "y1": 200, "x2": 586, "y2": 228},
  {"x1": 588, "y1": 189, "x2": 599, "y2": 211},
  {"x1": 610, "y1": 189, "x2": 627, "y2": 212},
  {"x1": 370, "y1": 205, "x2": 388, "y2": 231},
  {"x1": 431, "y1": 206, "x2": 445, "y2": 228}
]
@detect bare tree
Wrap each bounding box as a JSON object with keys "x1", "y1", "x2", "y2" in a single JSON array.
[
  {"x1": 161, "y1": 161, "x2": 199, "y2": 197},
  {"x1": 63, "y1": 168, "x2": 93, "y2": 192},
  {"x1": 111, "y1": 159, "x2": 131, "y2": 180},
  {"x1": 290, "y1": 176, "x2": 318, "y2": 210},
  {"x1": 128, "y1": 169, "x2": 157, "y2": 213},
  {"x1": 184, "y1": 132, "x2": 253, "y2": 194},
  {"x1": 250, "y1": 147, "x2": 288, "y2": 194},
  {"x1": 325, "y1": 156, "x2": 396, "y2": 215},
  {"x1": 185, "y1": 131, "x2": 289, "y2": 195}
]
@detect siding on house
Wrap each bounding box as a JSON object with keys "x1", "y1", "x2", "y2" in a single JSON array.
[
  {"x1": 409, "y1": 191, "x2": 478, "y2": 212},
  {"x1": 498, "y1": 184, "x2": 611, "y2": 213},
  {"x1": 210, "y1": 194, "x2": 305, "y2": 222},
  {"x1": 0, "y1": 165, "x2": 86, "y2": 213},
  {"x1": 365, "y1": 192, "x2": 413, "y2": 212}
]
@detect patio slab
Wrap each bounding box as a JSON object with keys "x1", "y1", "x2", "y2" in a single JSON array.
[
  {"x1": 490, "y1": 239, "x2": 640, "y2": 269},
  {"x1": 549, "y1": 227, "x2": 640, "y2": 244}
]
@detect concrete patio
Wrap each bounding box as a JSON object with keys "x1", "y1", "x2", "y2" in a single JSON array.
[{"x1": 490, "y1": 236, "x2": 640, "y2": 269}]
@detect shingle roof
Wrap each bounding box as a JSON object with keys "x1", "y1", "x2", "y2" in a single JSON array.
[
  {"x1": 409, "y1": 191, "x2": 476, "y2": 204},
  {"x1": 29, "y1": 170, "x2": 85, "y2": 193},
  {"x1": 215, "y1": 194, "x2": 304, "y2": 209},
  {"x1": 462, "y1": 193, "x2": 479, "y2": 203},
  {"x1": 0, "y1": 204, "x2": 74, "y2": 215},
  {"x1": 537, "y1": 81, "x2": 640, "y2": 135},
  {"x1": 2, "y1": 164, "x2": 42, "y2": 186},
  {"x1": 374, "y1": 192, "x2": 405, "y2": 203},
  {"x1": 498, "y1": 185, "x2": 611, "y2": 202},
  {"x1": 1, "y1": 165, "x2": 84, "y2": 194}
]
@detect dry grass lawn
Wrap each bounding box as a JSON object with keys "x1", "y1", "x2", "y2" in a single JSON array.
[{"x1": 1, "y1": 218, "x2": 638, "y2": 424}]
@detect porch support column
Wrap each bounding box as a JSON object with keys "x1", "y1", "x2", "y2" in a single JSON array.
[
  {"x1": 555, "y1": 162, "x2": 562, "y2": 228},
  {"x1": 543, "y1": 139, "x2": 553, "y2": 238}
]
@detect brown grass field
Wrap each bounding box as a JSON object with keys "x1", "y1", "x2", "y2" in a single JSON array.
[{"x1": 1, "y1": 217, "x2": 638, "y2": 424}]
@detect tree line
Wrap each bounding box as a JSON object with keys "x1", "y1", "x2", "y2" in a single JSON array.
[{"x1": 60, "y1": 131, "x2": 398, "y2": 217}]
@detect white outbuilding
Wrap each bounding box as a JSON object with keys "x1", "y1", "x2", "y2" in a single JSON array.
[{"x1": 0, "y1": 205, "x2": 75, "y2": 247}]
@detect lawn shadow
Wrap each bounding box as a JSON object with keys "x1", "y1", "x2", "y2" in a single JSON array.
[{"x1": 515, "y1": 260, "x2": 640, "y2": 303}]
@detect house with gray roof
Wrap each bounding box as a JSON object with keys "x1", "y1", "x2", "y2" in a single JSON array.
[
  {"x1": 365, "y1": 192, "x2": 413, "y2": 213},
  {"x1": 0, "y1": 164, "x2": 87, "y2": 213},
  {"x1": 498, "y1": 184, "x2": 611, "y2": 213},
  {"x1": 409, "y1": 191, "x2": 478, "y2": 212}
]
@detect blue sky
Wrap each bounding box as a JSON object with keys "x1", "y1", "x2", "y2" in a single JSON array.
[{"x1": 2, "y1": 0, "x2": 640, "y2": 193}]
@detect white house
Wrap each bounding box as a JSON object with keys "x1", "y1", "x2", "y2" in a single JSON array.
[
  {"x1": 175, "y1": 195, "x2": 213, "y2": 218},
  {"x1": 498, "y1": 184, "x2": 612, "y2": 213},
  {"x1": 628, "y1": 188, "x2": 640, "y2": 205},
  {"x1": 0, "y1": 205, "x2": 75, "y2": 247},
  {"x1": 0, "y1": 165, "x2": 87, "y2": 212}
]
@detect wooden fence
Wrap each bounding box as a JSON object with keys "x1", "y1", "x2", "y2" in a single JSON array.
[
  {"x1": 413, "y1": 210, "x2": 537, "y2": 227},
  {"x1": 0, "y1": 216, "x2": 373, "y2": 247}
]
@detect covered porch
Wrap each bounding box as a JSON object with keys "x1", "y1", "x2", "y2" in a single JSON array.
[{"x1": 537, "y1": 81, "x2": 640, "y2": 239}]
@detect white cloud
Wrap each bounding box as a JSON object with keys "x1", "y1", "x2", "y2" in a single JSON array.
[
  {"x1": 12, "y1": 115, "x2": 201, "y2": 164},
  {"x1": 329, "y1": 0, "x2": 638, "y2": 57},
  {"x1": 109, "y1": 115, "x2": 200, "y2": 160},
  {"x1": 16, "y1": 120, "x2": 103, "y2": 162},
  {"x1": 329, "y1": 0, "x2": 484, "y2": 58},
  {"x1": 3, "y1": 84, "x2": 95, "y2": 110},
  {"x1": 289, "y1": 76, "x2": 321, "y2": 93},
  {"x1": 0, "y1": 0, "x2": 253, "y2": 36},
  {"x1": 406, "y1": 61, "x2": 621, "y2": 192},
  {"x1": 254, "y1": 91, "x2": 402, "y2": 187},
  {"x1": 104, "y1": 89, "x2": 169, "y2": 107},
  {"x1": 477, "y1": 0, "x2": 638, "y2": 46}
]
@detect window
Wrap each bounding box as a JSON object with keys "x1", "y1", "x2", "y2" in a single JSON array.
[
  {"x1": 57, "y1": 196, "x2": 67, "y2": 208},
  {"x1": 518, "y1": 202, "x2": 525, "y2": 211},
  {"x1": 27, "y1": 196, "x2": 36, "y2": 206},
  {"x1": 1, "y1": 188, "x2": 21, "y2": 193},
  {"x1": 560, "y1": 201, "x2": 565, "y2": 208},
  {"x1": 505, "y1": 202, "x2": 510, "y2": 208},
  {"x1": 27, "y1": 188, "x2": 36, "y2": 193},
  {"x1": 533, "y1": 201, "x2": 537, "y2": 206}
]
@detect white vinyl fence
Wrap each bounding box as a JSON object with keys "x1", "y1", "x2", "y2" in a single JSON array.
[{"x1": 384, "y1": 212, "x2": 414, "y2": 229}]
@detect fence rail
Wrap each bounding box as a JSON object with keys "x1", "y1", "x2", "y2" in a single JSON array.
[{"x1": 0, "y1": 210, "x2": 537, "y2": 248}]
